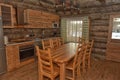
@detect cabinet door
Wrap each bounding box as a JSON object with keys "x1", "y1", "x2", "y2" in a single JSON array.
[
  {"x1": 25, "y1": 9, "x2": 60, "y2": 28},
  {"x1": 0, "y1": 3, "x2": 14, "y2": 28},
  {"x1": 6, "y1": 45, "x2": 20, "y2": 71}
]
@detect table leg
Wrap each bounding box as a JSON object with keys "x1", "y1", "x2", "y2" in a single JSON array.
[{"x1": 60, "y1": 63, "x2": 66, "y2": 80}]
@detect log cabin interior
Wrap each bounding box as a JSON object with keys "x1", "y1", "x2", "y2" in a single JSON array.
[{"x1": 0, "y1": 0, "x2": 120, "y2": 80}]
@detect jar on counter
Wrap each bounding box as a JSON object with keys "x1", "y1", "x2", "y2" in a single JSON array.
[{"x1": 4, "y1": 36, "x2": 8, "y2": 44}]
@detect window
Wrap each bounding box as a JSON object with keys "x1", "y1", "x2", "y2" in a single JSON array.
[
  {"x1": 61, "y1": 17, "x2": 89, "y2": 43},
  {"x1": 112, "y1": 18, "x2": 120, "y2": 39},
  {"x1": 66, "y1": 20, "x2": 83, "y2": 42},
  {"x1": 109, "y1": 15, "x2": 120, "y2": 42}
]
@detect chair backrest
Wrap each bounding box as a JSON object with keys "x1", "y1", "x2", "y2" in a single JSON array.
[
  {"x1": 78, "y1": 37, "x2": 89, "y2": 44},
  {"x1": 78, "y1": 37, "x2": 85, "y2": 44},
  {"x1": 42, "y1": 39, "x2": 52, "y2": 50},
  {"x1": 36, "y1": 46, "x2": 54, "y2": 75},
  {"x1": 73, "y1": 44, "x2": 87, "y2": 68},
  {"x1": 86, "y1": 40, "x2": 94, "y2": 54},
  {"x1": 51, "y1": 38, "x2": 59, "y2": 49},
  {"x1": 58, "y1": 37, "x2": 64, "y2": 46}
]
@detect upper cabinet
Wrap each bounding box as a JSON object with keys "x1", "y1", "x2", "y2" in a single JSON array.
[
  {"x1": 25, "y1": 9, "x2": 60, "y2": 28},
  {"x1": 0, "y1": 3, "x2": 14, "y2": 28},
  {"x1": 0, "y1": 4, "x2": 60, "y2": 28}
]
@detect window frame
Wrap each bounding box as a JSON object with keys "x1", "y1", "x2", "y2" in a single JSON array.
[{"x1": 60, "y1": 16, "x2": 90, "y2": 43}]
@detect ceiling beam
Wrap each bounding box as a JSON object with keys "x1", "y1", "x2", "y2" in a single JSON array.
[
  {"x1": 39, "y1": 0, "x2": 54, "y2": 5},
  {"x1": 96, "y1": 0, "x2": 106, "y2": 3}
]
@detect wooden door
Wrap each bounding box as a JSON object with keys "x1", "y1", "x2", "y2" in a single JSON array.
[{"x1": 106, "y1": 14, "x2": 120, "y2": 62}]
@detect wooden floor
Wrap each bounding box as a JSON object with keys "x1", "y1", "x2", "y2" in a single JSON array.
[{"x1": 0, "y1": 58, "x2": 120, "y2": 80}]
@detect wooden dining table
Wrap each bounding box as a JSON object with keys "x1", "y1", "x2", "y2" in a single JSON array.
[{"x1": 52, "y1": 43, "x2": 78, "y2": 80}]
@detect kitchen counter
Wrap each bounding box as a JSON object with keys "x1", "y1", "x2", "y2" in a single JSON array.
[
  {"x1": 5, "y1": 40, "x2": 35, "y2": 71},
  {"x1": 6, "y1": 40, "x2": 35, "y2": 46},
  {"x1": 5, "y1": 37, "x2": 60, "y2": 71},
  {"x1": 5, "y1": 37, "x2": 59, "y2": 47}
]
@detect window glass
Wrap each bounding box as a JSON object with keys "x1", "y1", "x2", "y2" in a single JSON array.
[
  {"x1": 61, "y1": 17, "x2": 89, "y2": 43},
  {"x1": 112, "y1": 18, "x2": 120, "y2": 39},
  {"x1": 66, "y1": 20, "x2": 83, "y2": 42}
]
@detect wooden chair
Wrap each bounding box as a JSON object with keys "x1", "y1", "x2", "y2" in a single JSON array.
[
  {"x1": 35, "y1": 46, "x2": 59, "y2": 80},
  {"x1": 42, "y1": 39, "x2": 52, "y2": 50},
  {"x1": 76, "y1": 43, "x2": 88, "y2": 75},
  {"x1": 51, "y1": 38, "x2": 59, "y2": 49},
  {"x1": 78, "y1": 37, "x2": 88, "y2": 44},
  {"x1": 84, "y1": 40, "x2": 94, "y2": 70},
  {"x1": 58, "y1": 37, "x2": 64, "y2": 46},
  {"x1": 65, "y1": 44, "x2": 86, "y2": 80}
]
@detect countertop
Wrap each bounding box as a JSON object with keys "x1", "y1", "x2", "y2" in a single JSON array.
[
  {"x1": 5, "y1": 40, "x2": 35, "y2": 46},
  {"x1": 5, "y1": 37, "x2": 59, "y2": 48}
]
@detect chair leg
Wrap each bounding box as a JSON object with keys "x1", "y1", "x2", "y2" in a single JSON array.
[
  {"x1": 77, "y1": 66, "x2": 81, "y2": 79},
  {"x1": 73, "y1": 70, "x2": 75, "y2": 80},
  {"x1": 88, "y1": 56, "x2": 91, "y2": 69},
  {"x1": 51, "y1": 78, "x2": 54, "y2": 80},
  {"x1": 82, "y1": 57, "x2": 85, "y2": 73},
  {"x1": 39, "y1": 74, "x2": 43, "y2": 80}
]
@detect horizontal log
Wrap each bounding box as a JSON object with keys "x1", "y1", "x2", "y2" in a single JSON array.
[
  {"x1": 91, "y1": 32, "x2": 108, "y2": 38},
  {"x1": 91, "y1": 22, "x2": 109, "y2": 26},
  {"x1": 91, "y1": 29, "x2": 108, "y2": 32},
  {"x1": 91, "y1": 37, "x2": 107, "y2": 43},
  {"x1": 107, "y1": 43, "x2": 120, "y2": 50},
  {"x1": 92, "y1": 26, "x2": 108, "y2": 30},
  {"x1": 106, "y1": 51, "x2": 120, "y2": 62},
  {"x1": 107, "y1": 49, "x2": 120, "y2": 53},
  {"x1": 80, "y1": 3, "x2": 120, "y2": 14},
  {"x1": 91, "y1": 19, "x2": 109, "y2": 23},
  {"x1": 92, "y1": 53, "x2": 105, "y2": 60},
  {"x1": 89, "y1": 13, "x2": 109, "y2": 20},
  {"x1": 92, "y1": 48, "x2": 106, "y2": 55},
  {"x1": 91, "y1": 19, "x2": 109, "y2": 21},
  {"x1": 93, "y1": 42, "x2": 106, "y2": 49}
]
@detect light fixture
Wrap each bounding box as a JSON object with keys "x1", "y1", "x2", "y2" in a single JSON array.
[{"x1": 54, "y1": 0, "x2": 80, "y2": 13}]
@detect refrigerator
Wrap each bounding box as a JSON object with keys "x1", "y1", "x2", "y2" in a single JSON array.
[{"x1": 0, "y1": 16, "x2": 7, "y2": 74}]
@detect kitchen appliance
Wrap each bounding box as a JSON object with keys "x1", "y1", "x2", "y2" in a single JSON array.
[
  {"x1": 52, "y1": 22, "x2": 59, "y2": 28},
  {"x1": 19, "y1": 45, "x2": 35, "y2": 62},
  {"x1": 4, "y1": 35, "x2": 8, "y2": 45},
  {"x1": 0, "y1": 16, "x2": 7, "y2": 74}
]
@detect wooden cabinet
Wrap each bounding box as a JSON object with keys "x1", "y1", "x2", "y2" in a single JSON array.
[
  {"x1": 0, "y1": 3, "x2": 14, "y2": 28},
  {"x1": 25, "y1": 9, "x2": 60, "y2": 28},
  {"x1": 6, "y1": 45, "x2": 20, "y2": 71},
  {"x1": 5, "y1": 41, "x2": 35, "y2": 71}
]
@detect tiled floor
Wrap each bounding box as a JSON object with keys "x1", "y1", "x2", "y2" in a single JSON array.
[{"x1": 0, "y1": 58, "x2": 120, "y2": 80}]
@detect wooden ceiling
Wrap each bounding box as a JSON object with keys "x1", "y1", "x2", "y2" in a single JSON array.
[
  {"x1": 4, "y1": 0, "x2": 120, "y2": 15},
  {"x1": 20, "y1": 0, "x2": 120, "y2": 7}
]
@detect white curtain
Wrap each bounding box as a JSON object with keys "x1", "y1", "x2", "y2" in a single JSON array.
[{"x1": 66, "y1": 18, "x2": 83, "y2": 42}]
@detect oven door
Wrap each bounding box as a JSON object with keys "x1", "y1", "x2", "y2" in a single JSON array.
[{"x1": 19, "y1": 45, "x2": 34, "y2": 61}]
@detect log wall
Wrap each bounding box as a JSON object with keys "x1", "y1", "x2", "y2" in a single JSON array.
[
  {"x1": 57, "y1": 4, "x2": 120, "y2": 59},
  {"x1": 2, "y1": 1, "x2": 120, "y2": 59},
  {"x1": 1, "y1": 2, "x2": 60, "y2": 41},
  {"x1": 79, "y1": 4, "x2": 120, "y2": 59}
]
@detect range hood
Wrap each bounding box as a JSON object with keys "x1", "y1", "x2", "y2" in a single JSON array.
[{"x1": 16, "y1": 7, "x2": 28, "y2": 25}]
